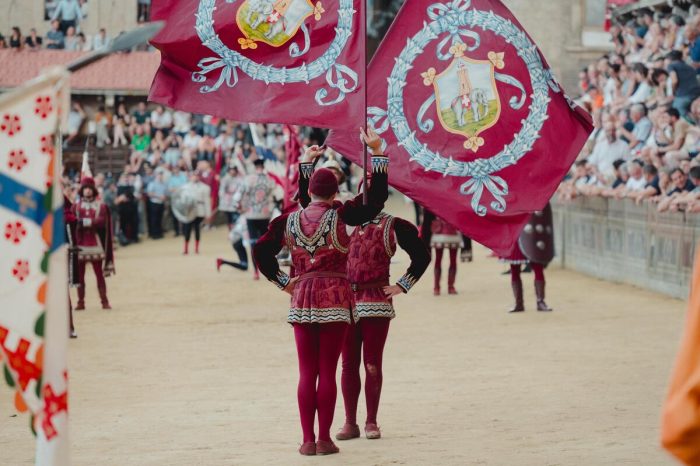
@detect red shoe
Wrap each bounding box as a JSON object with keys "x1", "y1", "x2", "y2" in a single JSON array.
[
  {"x1": 298, "y1": 442, "x2": 316, "y2": 456},
  {"x1": 448, "y1": 287, "x2": 457, "y2": 295},
  {"x1": 365, "y1": 423, "x2": 381, "y2": 439},
  {"x1": 216, "y1": 258, "x2": 223, "y2": 272},
  {"x1": 75, "y1": 302, "x2": 85, "y2": 311},
  {"x1": 316, "y1": 440, "x2": 339, "y2": 455},
  {"x1": 335, "y1": 423, "x2": 360, "y2": 441},
  {"x1": 102, "y1": 302, "x2": 112, "y2": 310},
  {"x1": 433, "y1": 287, "x2": 440, "y2": 296}
]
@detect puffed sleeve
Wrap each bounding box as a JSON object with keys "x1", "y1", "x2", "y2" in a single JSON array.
[
  {"x1": 337, "y1": 155, "x2": 389, "y2": 226},
  {"x1": 393, "y1": 217, "x2": 431, "y2": 293},
  {"x1": 252, "y1": 213, "x2": 291, "y2": 289}
]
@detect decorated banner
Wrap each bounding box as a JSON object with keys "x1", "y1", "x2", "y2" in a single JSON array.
[
  {"x1": 0, "y1": 68, "x2": 70, "y2": 465},
  {"x1": 326, "y1": 0, "x2": 593, "y2": 255},
  {"x1": 149, "y1": 0, "x2": 365, "y2": 131},
  {"x1": 283, "y1": 124, "x2": 302, "y2": 210}
]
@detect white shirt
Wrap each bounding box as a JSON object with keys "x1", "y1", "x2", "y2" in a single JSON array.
[
  {"x1": 172, "y1": 111, "x2": 191, "y2": 133},
  {"x1": 92, "y1": 34, "x2": 111, "y2": 50},
  {"x1": 629, "y1": 81, "x2": 652, "y2": 104},
  {"x1": 588, "y1": 138, "x2": 630, "y2": 179},
  {"x1": 183, "y1": 133, "x2": 201, "y2": 151},
  {"x1": 625, "y1": 175, "x2": 647, "y2": 191},
  {"x1": 151, "y1": 110, "x2": 173, "y2": 129}
]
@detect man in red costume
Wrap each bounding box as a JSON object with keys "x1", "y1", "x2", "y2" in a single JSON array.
[
  {"x1": 254, "y1": 128, "x2": 388, "y2": 457},
  {"x1": 297, "y1": 157, "x2": 430, "y2": 441},
  {"x1": 67, "y1": 177, "x2": 115, "y2": 310}
]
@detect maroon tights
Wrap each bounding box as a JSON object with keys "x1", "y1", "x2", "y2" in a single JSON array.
[
  {"x1": 510, "y1": 263, "x2": 545, "y2": 281},
  {"x1": 293, "y1": 322, "x2": 348, "y2": 443},
  {"x1": 340, "y1": 318, "x2": 391, "y2": 426}
]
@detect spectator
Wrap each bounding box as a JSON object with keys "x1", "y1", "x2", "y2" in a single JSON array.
[
  {"x1": 52, "y1": 0, "x2": 82, "y2": 34},
  {"x1": 655, "y1": 107, "x2": 691, "y2": 167},
  {"x1": 9, "y1": 27, "x2": 22, "y2": 49},
  {"x1": 138, "y1": 0, "x2": 152, "y2": 23},
  {"x1": 24, "y1": 28, "x2": 43, "y2": 49},
  {"x1": 667, "y1": 50, "x2": 700, "y2": 115},
  {"x1": 588, "y1": 122, "x2": 631, "y2": 180},
  {"x1": 629, "y1": 164, "x2": 661, "y2": 203},
  {"x1": 629, "y1": 63, "x2": 652, "y2": 105},
  {"x1": 146, "y1": 170, "x2": 168, "y2": 239},
  {"x1": 219, "y1": 165, "x2": 244, "y2": 230},
  {"x1": 45, "y1": 20, "x2": 65, "y2": 50},
  {"x1": 93, "y1": 106, "x2": 112, "y2": 148},
  {"x1": 667, "y1": 167, "x2": 696, "y2": 195},
  {"x1": 624, "y1": 159, "x2": 647, "y2": 193},
  {"x1": 0, "y1": 35, "x2": 7, "y2": 49},
  {"x1": 131, "y1": 125, "x2": 151, "y2": 154},
  {"x1": 112, "y1": 103, "x2": 130, "y2": 148},
  {"x1": 92, "y1": 28, "x2": 111, "y2": 50},
  {"x1": 618, "y1": 103, "x2": 653, "y2": 152},
  {"x1": 64, "y1": 102, "x2": 85, "y2": 146},
  {"x1": 172, "y1": 110, "x2": 191, "y2": 138},
  {"x1": 64, "y1": 26, "x2": 79, "y2": 51},
  {"x1": 150, "y1": 105, "x2": 173, "y2": 136},
  {"x1": 132, "y1": 101, "x2": 150, "y2": 126}
]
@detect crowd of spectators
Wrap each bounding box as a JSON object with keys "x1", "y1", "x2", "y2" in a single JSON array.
[
  {"x1": 560, "y1": 4, "x2": 700, "y2": 214},
  {"x1": 62, "y1": 99, "x2": 333, "y2": 248}
]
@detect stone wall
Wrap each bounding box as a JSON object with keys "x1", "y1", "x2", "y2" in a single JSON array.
[{"x1": 551, "y1": 198, "x2": 696, "y2": 299}]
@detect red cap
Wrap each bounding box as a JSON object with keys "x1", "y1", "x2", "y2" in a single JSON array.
[{"x1": 309, "y1": 168, "x2": 339, "y2": 198}]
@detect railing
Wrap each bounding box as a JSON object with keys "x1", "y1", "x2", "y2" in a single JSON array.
[{"x1": 551, "y1": 197, "x2": 697, "y2": 299}]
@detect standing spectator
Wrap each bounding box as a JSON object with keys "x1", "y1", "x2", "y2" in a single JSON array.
[
  {"x1": 52, "y1": 0, "x2": 82, "y2": 34},
  {"x1": 64, "y1": 102, "x2": 85, "y2": 146},
  {"x1": 167, "y1": 164, "x2": 188, "y2": 237},
  {"x1": 45, "y1": 20, "x2": 65, "y2": 50},
  {"x1": 92, "y1": 28, "x2": 111, "y2": 50},
  {"x1": 24, "y1": 28, "x2": 42, "y2": 49},
  {"x1": 146, "y1": 171, "x2": 168, "y2": 239},
  {"x1": 138, "y1": 0, "x2": 152, "y2": 22},
  {"x1": 219, "y1": 165, "x2": 244, "y2": 230},
  {"x1": 9, "y1": 27, "x2": 22, "y2": 49},
  {"x1": 667, "y1": 50, "x2": 700, "y2": 116},
  {"x1": 64, "y1": 26, "x2": 79, "y2": 51}
]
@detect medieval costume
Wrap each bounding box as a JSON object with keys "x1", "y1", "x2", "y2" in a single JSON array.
[
  {"x1": 66, "y1": 177, "x2": 115, "y2": 311},
  {"x1": 239, "y1": 159, "x2": 279, "y2": 279},
  {"x1": 216, "y1": 215, "x2": 249, "y2": 272},
  {"x1": 173, "y1": 172, "x2": 212, "y2": 255},
  {"x1": 501, "y1": 203, "x2": 554, "y2": 312},
  {"x1": 64, "y1": 194, "x2": 79, "y2": 337},
  {"x1": 421, "y1": 210, "x2": 462, "y2": 295},
  {"x1": 253, "y1": 152, "x2": 389, "y2": 456}
]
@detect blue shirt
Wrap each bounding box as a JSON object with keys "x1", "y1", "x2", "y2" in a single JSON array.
[
  {"x1": 46, "y1": 30, "x2": 64, "y2": 49},
  {"x1": 146, "y1": 180, "x2": 168, "y2": 203},
  {"x1": 167, "y1": 173, "x2": 187, "y2": 193},
  {"x1": 52, "y1": 0, "x2": 82, "y2": 22}
]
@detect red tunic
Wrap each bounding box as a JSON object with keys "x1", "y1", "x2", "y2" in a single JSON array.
[
  {"x1": 66, "y1": 199, "x2": 115, "y2": 272},
  {"x1": 429, "y1": 216, "x2": 462, "y2": 250},
  {"x1": 347, "y1": 214, "x2": 396, "y2": 319},
  {"x1": 285, "y1": 203, "x2": 353, "y2": 323}
]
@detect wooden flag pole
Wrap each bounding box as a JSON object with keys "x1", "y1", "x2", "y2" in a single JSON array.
[{"x1": 362, "y1": 0, "x2": 369, "y2": 205}]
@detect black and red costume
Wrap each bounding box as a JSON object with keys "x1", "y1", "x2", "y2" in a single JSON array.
[
  {"x1": 253, "y1": 155, "x2": 389, "y2": 455},
  {"x1": 66, "y1": 178, "x2": 115, "y2": 310},
  {"x1": 500, "y1": 203, "x2": 554, "y2": 312}
]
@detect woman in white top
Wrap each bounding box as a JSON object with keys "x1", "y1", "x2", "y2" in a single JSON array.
[{"x1": 173, "y1": 172, "x2": 212, "y2": 255}]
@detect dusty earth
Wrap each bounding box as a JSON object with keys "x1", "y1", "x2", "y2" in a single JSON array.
[{"x1": 0, "y1": 198, "x2": 688, "y2": 465}]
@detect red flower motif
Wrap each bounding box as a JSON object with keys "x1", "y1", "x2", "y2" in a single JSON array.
[
  {"x1": 40, "y1": 135, "x2": 54, "y2": 156},
  {"x1": 4, "y1": 221, "x2": 27, "y2": 244},
  {"x1": 7, "y1": 149, "x2": 27, "y2": 172},
  {"x1": 0, "y1": 114, "x2": 22, "y2": 136},
  {"x1": 34, "y1": 96, "x2": 53, "y2": 119},
  {"x1": 12, "y1": 260, "x2": 29, "y2": 282}
]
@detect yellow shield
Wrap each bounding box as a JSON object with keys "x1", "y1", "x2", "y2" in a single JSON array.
[{"x1": 237, "y1": 0, "x2": 314, "y2": 47}]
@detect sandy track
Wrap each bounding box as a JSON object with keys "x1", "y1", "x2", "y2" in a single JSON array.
[{"x1": 1, "y1": 198, "x2": 686, "y2": 465}]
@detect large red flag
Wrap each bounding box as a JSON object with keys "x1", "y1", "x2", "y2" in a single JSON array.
[
  {"x1": 148, "y1": 0, "x2": 365, "y2": 130},
  {"x1": 326, "y1": 0, "x2": 592, "y2": 255}
]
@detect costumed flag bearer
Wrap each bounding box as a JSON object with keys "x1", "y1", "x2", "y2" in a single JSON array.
[
  {"x1": 500, "y1": 203, "x2": 555, "y2": 313},
  {"x1": 253, "y1": 128, "x2": 389, "y2": 456},
  {"x1": 66, "y1": 162, "x2": 115, "y2": 310},
  {"x1": 297, "y1": 154, "x2": 431, "y2": 441}
]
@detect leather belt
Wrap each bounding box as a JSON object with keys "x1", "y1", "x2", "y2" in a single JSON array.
[
  {"x1": 297, "y1": 271, "x2": 347, "y2": 281},
  {"x1": 350, "y1": 280, "x2": 390, "y2": 292}
]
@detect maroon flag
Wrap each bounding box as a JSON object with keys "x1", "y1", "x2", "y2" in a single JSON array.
[
  {"x1": 283, "y1": 124, "x2": 302, "y2": 210},
  {"x1": 326, "y1": 0, "x2": 592, "y2": 255},
  {"x1": 149, "y1": 0, "x2": 365, "y2": 130}
]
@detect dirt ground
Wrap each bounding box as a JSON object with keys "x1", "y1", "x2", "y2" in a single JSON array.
[{"x1": 0, "y1": 198, "x2": 688, "y2": 466}]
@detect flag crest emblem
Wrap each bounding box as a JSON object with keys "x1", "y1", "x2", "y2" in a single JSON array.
[{"x1": 236, "y1": 0, "x2": 318, "y2": 47}]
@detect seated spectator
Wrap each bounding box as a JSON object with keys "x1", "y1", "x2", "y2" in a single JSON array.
[
  {"x1": 151, "y1": 105, "x2": 173, "y2": 136},
  {"x1": 164, "y1": 136, "x2": 183, "y2": 166},
  {"x1": 654, "y1": 107, "x2": 691, "y2": 167},
  {"x1": 172, "y1": 110, "x2": 191, "y2": 138},
  {"x1": 112, "y1": 103, "x2": 130, "y2": 148},
  {"x1": 649, "y1": 69, "x2": 673, "y2": 110},
  {"x1": 667, "y1": 50, "x2": 700, "y2": 115},
  {"x1": 9, "y1": 27, "x2": 22, "y2": 49},
  {"x1": 24, "y1": 28, "x2": 42, "y2": 49},
  {"x1": 131, "y1": 102, "x2": 150, "y2": 126},
  {"x1": 629, "y1": 63, "x2": 652, "y2": 105},
  {"x1": 77, "y1": 32, "x2": 90, "y2": 51},
  {"x1": 588, "y1": 122, "x2": 631, "y2": 180},
  {"x1": 64, "y1": 102, "x2": 85, "y2": 146},
  {"x1": 0, "y1": 35, "x2": 7, "y2": 49},
  {"x1": 623, "y1": 159, "x2": 647, "y2": 193},
  {"x1": 131, "y1": 125, "x2": 151, "y2": 154},
  {"x1": 93, "y1": 106, "x2": 112, "y2": 148},
  {"x1": 658, "y1": 167, "x2": 698, "y2": 212},
  {"x1": 45, "y1": 20, "x2": 65, "y2": 50},
  {"x1": 92, "y1": 28, "x2": 110, "y2": 50},
  {"x1": 618, "y1": 103, "x2": 652, "y2": 152},
  {"x1": 64, "y1": 26, "x2": 79, "y2": 51}
]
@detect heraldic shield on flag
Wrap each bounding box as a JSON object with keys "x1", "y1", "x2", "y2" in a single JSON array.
[
  {"x1": 149, "y1": 0, "x2": 363, "y2": 131},
  {"x1": 326, "y1": 0, "x2": 593, "y2": 255}
]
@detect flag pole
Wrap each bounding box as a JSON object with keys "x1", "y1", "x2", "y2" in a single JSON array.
[{"x1": 361, "y1": 0, "x2": 369, "y2": 205}]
